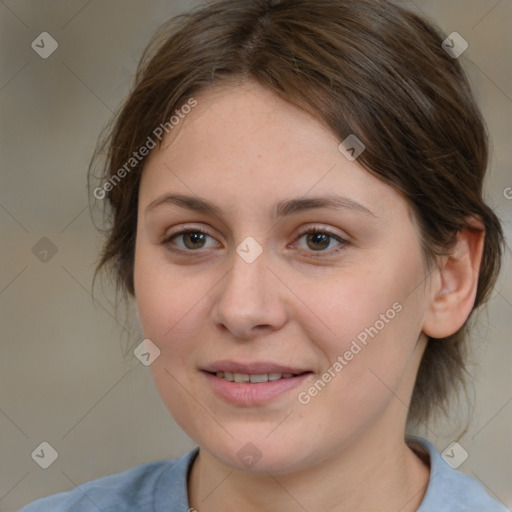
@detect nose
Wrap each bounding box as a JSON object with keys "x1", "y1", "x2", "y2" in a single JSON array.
[{"x1": 212, "y1": 247, "x2": 288, "y2": 340}]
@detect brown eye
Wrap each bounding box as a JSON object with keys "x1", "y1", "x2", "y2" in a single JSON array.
[
  {"x1": 181, "y1": 232, "x2": 207, "y2": 250},
  {"x1": 293, "y1": 227, "x2": 348, "y2": 258},
  {"x1": 163, "y1": 229, "x2": 219, "y2": 252},
  {"x1": 305, "y1": 232, "x2": 331, "y2": 251}
]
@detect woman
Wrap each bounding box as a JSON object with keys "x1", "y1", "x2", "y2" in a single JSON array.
[{"x1": 20, "y1": 0, "x2": 507, "y2": 510}]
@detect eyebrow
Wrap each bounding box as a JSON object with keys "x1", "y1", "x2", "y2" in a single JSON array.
[{"x1": 145, "y1": 193, "x2": 376, "y2": 218}]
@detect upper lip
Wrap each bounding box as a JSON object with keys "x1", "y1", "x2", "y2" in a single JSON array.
[{"x1": 202, "y1": 360, "x2": 311, "y2": 375}]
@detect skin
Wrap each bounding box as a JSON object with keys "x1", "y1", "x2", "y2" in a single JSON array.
[{"x1": 133, "y1": 81, "x2": 484, "y2": 512}]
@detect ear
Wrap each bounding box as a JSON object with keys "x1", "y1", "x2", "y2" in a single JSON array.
[{"x1": 422, "y1": 217, "x2": 485, "y2": 339}]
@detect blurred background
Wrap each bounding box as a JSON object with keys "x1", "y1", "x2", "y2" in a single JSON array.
[{"x1": 1, "y1": 1, "x2": 511, "y2": 510}]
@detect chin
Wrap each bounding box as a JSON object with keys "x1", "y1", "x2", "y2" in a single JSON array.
[{"x1": 195, "y1": 433, "x2": 317, "y2": 475}]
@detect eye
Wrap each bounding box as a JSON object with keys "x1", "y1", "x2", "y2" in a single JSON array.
[
  {"x1": 162, "y1": 228, "x2": 220, "y2": 252},
  {"x1": 292, "y1": 226, "x2": 348, "y2": 257},
  {"x1": 162, "y1": 225, "x2": 348, "y2": 257}
]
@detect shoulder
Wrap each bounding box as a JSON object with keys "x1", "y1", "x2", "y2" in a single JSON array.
[
  {"x1": 410, "y1": 436, "x2": 508, "y2": 512},
  {"x1": 18, "y1": 449, "x2": 198, "y2": 512}
]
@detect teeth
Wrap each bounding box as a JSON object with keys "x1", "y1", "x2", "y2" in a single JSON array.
[
  {"x1": 250, "y1": 374, "x2": 268, "y2": 383},
  {"x1": 214, "y1": 371, "x2": 298, "y2": 383}
]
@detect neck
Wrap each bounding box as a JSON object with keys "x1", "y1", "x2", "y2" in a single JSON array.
[{"x1": 188, "y1": 426, "x2": 430, "y2": 512}]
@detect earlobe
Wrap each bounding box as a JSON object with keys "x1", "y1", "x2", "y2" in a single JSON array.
[{"x1": 422, "y1": 217, "x2": 485, "y2": 339}]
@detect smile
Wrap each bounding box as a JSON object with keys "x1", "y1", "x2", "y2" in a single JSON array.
[
  {"x1": 212, "y1": 371, "x2": 299, "y2": 383},
  {"x1": 202, "y1": 367, "x2": 313, "y2": 406}
]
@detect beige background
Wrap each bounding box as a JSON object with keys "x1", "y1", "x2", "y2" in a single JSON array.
[{"x1": 1, "y1": 1, "x2": 511, "y2": 510}]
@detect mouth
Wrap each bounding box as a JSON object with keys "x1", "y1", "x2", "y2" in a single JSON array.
[
  {"x1": 201, "y1": 361, "x2": 313, "y2": 406},
  {"x1": 206, "y1": 371, "x2": 310, "y2": 383}
]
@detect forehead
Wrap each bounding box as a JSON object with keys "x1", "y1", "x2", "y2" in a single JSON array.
[{"x1": 139, "y1": 81, "x2": 412, "y2": 224}]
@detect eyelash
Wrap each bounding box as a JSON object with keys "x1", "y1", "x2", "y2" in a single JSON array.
[{"x1": 161, "y1": 225, "x2": 348, "y2": 258}]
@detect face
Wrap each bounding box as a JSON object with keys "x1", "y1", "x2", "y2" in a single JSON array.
[{"x1": 134, "y1": 82, "x2": 432, "y2": 474}]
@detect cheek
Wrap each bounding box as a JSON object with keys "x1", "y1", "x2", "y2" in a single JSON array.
[
  {"x1": 133, "y1": 245, "x2": 222, "y2": 397},
  {"x1": 304, "y1": 251, "x2": 425, "y2": 385},
  {"x1": 302, "y1": 265, "x2": 400, "y2": 348},
  {"x1": 134, "y1": 249, "x2": 209, "y2": 437},
  {"x1": 134, "y1": 244, "x2": 200, "y2": 341},
  {"x1": 295, "y1": 299, "x2": 422, "y2": 447}
]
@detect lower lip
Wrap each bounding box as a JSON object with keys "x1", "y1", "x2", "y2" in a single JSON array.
[{"x1": 202, "y1": 371, "x2": 312, "y2": 406}]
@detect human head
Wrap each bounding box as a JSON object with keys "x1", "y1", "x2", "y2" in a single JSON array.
[{"x1": 90, "y1": 0, "x2": 503, "y2": 430}]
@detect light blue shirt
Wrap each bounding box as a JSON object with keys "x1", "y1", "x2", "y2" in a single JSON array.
[{"x1": 19, "y1": 437, "x2": 508, "y2": 511}]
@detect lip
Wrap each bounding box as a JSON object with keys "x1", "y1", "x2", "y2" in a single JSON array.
[{"x1": 201, "y1": 365, "x2": 313, "y2": 407}]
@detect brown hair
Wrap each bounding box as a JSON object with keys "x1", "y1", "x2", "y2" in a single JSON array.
[{"x1": 88, "y1": 0, "x2": 504, "y2": 424}]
